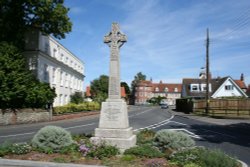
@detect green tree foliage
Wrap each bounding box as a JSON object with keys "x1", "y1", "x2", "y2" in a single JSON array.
[
  {"x1": 147, "y1": 96, "x2": 166, "y2": 105},
  {"x1": 0, "y1": 0, "x2": 72, "y2": 48},
  {"x1": 0, "y1": 42, "x2": 56, "y2": 109},
  {"x1": 121, "y1": 81, "x2": 130, "y2": 96},
  {"x1": 90, "y1": 75, "x2": 109, "y2": 103},
  {"x1": 130, "y1": 72, "x2": 146, "y2": 104},
  {"x1": 70, "y1": 92, "x2": 84, "y2": 104}
]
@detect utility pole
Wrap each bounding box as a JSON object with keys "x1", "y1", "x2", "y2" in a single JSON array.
[{"x1": 205, "y1": 28, "x2": 210, "y2": 114}]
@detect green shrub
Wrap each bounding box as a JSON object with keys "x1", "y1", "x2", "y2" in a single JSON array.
[
  {"x1": 184, "y1": 163, "x2": 202, "y2": 167},
  {"x1": 53, "y1": 102, "x2": 100, "y2": 115},
  {"x1": 86, "y1": 142, "x2": 120, "y2": 159},
  {"x1": 170, "y1": 147, "x2": 239, "y2": 167},
  {"x1": 11, "y1": 143, "x2": 32, "y2": 155},
  {"x1": 124, "y1": 145, "x2": 164, "y2": 158},
  {"x1": 31, "y1": 126, "x2": 73, "y2": 153},
  {"x1": 154, "y1": 129, "x2": 195, "y2": 151},
  {"x1": 0, "y1": 141, "x2": 12, "y2": 156},
  {"x1": 121, "y1": 154, "x2": 136, "y2": 161},
  {"x1": 70, "y1": 92, "x2": 84, "y2": 104},
  {"x1": 136, "y1": 129, "x2": 155, "y2": 146},
  {"x1": 198, "y1": 149, "x2": 238, "y2": 167}
]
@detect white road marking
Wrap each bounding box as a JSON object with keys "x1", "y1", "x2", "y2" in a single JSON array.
[
  {"x1": 0, "y1": 123, "x2": 96, "y2": 138},
  {"x1": 129, "y1": 108, "x2": 154, "y2": 117},
  {"x1": 168, "y1": 129, "x2": 202, "y2": 139},
  {"x1": 133, "y1": 115, "x2": 174, "y2": 131},
  {"x1": 169, "y1": 121, "x2": 187, "y2": 126},
  {"x1": 64, "y1": 123, "x2": 96, "y2": 130}
]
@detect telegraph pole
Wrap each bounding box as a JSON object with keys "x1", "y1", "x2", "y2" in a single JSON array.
[{"x1": 205, "y1": 28, "x2": 210, "y2": 114}]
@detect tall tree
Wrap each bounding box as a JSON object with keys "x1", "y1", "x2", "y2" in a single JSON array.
[
  {"x1": 0, "y1": 0, "x2": 72, "y2": 48},
  {"x1": 0, "y1": 42, "x2": 56, "y2": 109},
  {"x1": 130, "y1": 72, "x2": 147, "y2": 104},
  {"x1": 90, "y1": 75, "x2": 109, "y2": 103}
]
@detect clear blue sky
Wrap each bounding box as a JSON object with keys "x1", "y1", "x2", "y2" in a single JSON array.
[{"x1": 60, "y1": 0, "x2": 250, "y2": 89}]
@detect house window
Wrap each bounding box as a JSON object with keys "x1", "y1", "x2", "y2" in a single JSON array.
[
  {"x1": 191, "y1": 85, "x2": 198, "y2": 91},
  {"x1": 60, "y1": 71, "x2": 64, "y2": 86},
  {"x1": 65, "y1": 57, "x2": 68, "y2": 64},
  {"x1": 225, "y1": 85, "x2": 233, "y2": 90},
  {"x1": 43, "y1": 64, "x2": 49, "y2": 82},
  {"x1": 174, "y1": 88, "x2": 178, "y2": 92},
  {"x1": 164, "y1": 87, "x2": 168, "y2": 92},
  {"x1": 52, "y1": 68, "x2": 56, "y2": 84},
  {"x1": 28, "y1": 57, "x2": 36, "y2": 70},
  {"x1": 65, "y1": 73, "x2": 68, "y2": 87},
  {"x1": 45, "y1": 42, "x2": 49, "y2": 53},
  {"x1": 61, "y1": 53, "x2": 64, "y2": 61},
  {"x1": 155, "y1": 87, "x2": 159, "y2": 92},
  {"x1": 53, "y1": 48, "x2": 57, "y2": 57}
]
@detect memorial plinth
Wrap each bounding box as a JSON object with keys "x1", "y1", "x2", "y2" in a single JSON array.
[{"x1": 91, "y1": 23, "x2": 136, "y2": 151}]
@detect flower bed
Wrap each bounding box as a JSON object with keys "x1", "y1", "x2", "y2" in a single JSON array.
[{"x1": 0, "y1": 127, "x2": 242, "y2": 167}]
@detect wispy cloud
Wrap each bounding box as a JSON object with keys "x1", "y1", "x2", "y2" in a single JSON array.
[{"x1": 62, "y1": 0, "x2": 250, "y2": 86}]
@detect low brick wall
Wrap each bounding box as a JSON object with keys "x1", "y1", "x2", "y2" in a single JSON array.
[{"x1": 0, "y1": 109, "x2": 50, "y2": 125}]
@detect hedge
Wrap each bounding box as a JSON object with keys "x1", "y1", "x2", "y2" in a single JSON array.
[{"x1": 53, "y1": 102, "x2": 100, "y2": 115}]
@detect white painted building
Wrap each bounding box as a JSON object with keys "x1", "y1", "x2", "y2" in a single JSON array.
[{"x1": 24, "y1": 30, "x2": 85, "y2": 106}]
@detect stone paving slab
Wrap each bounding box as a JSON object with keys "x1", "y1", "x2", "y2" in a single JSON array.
[{"x1": 0, "y1": 158, "x2": 105, "y2": 167}]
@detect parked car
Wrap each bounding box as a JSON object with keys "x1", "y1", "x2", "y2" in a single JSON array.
[{"x1": 161, "y1": 104, "x2": 168, "y2": 109}]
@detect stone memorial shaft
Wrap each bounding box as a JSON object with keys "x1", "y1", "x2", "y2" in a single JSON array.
[{"x1": 91, "y1": 23, "x2": 136, "y2": 151}]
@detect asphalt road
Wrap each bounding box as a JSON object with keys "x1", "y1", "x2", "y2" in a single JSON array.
[{"x1": 0, "y1": 105, "x2": 250, "y2": 165}]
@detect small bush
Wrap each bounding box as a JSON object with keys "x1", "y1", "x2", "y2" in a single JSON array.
[
  {"x1": 170, "y1": 147, "x2": 239, "y2": 167},
  {"x1": 121, "y1": 155, "x2": 136, "y2": 162},
  {"x1": 199, "y1": 149, "x2": 238, "y2": 167},
  {"x1": 184, "y1": 163, "x2": 202, "y2": 167},
  {"x1": 11, "y1": 143, "x2": 32, "y2": 155},
  {"x1": 31, "y1": 126, "x2": 73, "y2": 153},
  {"x1": 137, "y1": 129, "x2": 156, "y2": 146},
  {"x1": 0, "y1": 141, "x2": 12, "y2": 156},
  {"x1": 124, "y1": 145, "x2": 164, "y2": 158},
  {"x1": 154, "y1": 129, "x2": 195, "y2": 151},
  {"x1": 86, "y1": 142, "x2": 120, "y2": 159}
]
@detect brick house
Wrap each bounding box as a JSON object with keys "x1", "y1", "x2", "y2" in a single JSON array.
[{"x1": 135, "y1": 80, "x2": 182, "y2": 105}]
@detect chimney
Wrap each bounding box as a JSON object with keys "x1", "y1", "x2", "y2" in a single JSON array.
[
  {"x1": 240, "y1": 73, "x2": 244, "y2": 81},
  {"x1": 159, "y1": 80, "x2": 162, "y2": 84}
]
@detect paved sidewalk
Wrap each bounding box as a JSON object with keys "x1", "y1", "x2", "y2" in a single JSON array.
[
  {"x1": 0, "y1": 158, "x2": 105, "y2": 167},
  {"x1": 171, "y1": 109, "x2": 250, "y2": 125}
]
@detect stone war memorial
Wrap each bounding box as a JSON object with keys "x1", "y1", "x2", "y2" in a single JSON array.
[{"x1": 91, "y1": 23, "x2": 136, "y2": 151}]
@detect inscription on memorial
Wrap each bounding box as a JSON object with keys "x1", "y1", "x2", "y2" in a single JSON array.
[{"x1": 103, "y1": 104, "x2": 121, "y2": 121}]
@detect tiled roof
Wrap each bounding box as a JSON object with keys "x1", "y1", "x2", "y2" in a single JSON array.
[
  {"x1": 137, "y1": 80, "x2": 182, "y2": 93},
  {"x1": 234, "y1": 80, "x2": 247, "y2": 89},
  {"x1": 182, "y1": 77, "x2": 227, "y2": 98},
  {"x1": 152, "y1": 83, "x2": 182, "y2": 93}
]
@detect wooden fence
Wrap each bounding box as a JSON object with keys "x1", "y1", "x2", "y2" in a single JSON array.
[{"x1": 193, "y1": 99, "x2": 250, "y2": 116}]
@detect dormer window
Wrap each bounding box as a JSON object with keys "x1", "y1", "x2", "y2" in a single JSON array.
[
  {"x1": 174, "y1": 88, "x2": 178, "y2": 92},
  {"x1": 191, "y1": 84, "x2": 199, "y2": 91},
  {"x1": 225, "y1": 85, "x2": 233, "y2": 90},
  {"x1": 164, "y1": 87, "x2": 168, "y2": 92},
  {"x1": 155, "y1": 87, "x2": 159, "y2": 92}
]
